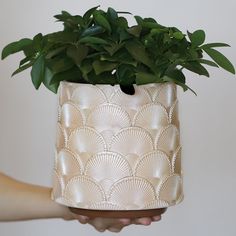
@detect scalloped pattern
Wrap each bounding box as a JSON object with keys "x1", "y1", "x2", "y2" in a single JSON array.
[
  {"x1": 61, "y1": 102, "x2": 85, "y2": 130},
  {"x1": 52, "y1": 82, "x2": 183, "y2": 210},
  {"x1": 57, "y1": 149, "x2": 83, "y2": 176},
  {"x1": 134, "y1": 150, "x2": 172, "y2": 184},
  {"x1": 108, "y1": 177, "x2": 156, "y2": 209}
]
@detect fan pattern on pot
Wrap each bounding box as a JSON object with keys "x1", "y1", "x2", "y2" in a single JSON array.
[{"x1": 52, "y1": 81, "x2": 183, "y2": 210}]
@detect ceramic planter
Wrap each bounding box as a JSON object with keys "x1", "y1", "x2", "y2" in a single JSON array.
[{"x1": 51, "y1": 81, "x2": 183, "y2": 217}]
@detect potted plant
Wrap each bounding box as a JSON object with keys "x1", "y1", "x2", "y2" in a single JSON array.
[{"x1": 2, "y1": 6, "x2": 235, "y2": 218}]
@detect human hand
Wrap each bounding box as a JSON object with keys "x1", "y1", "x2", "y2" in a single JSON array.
[
  {"x1": 0, "y1": 174, "x2": 162, "y2": 229},
  {"x1": 59, "y1": 198, "x2": 162, "y2": 232},
  {"x1": 73, "y1": 214, "x2": 162, "y2": 233}
]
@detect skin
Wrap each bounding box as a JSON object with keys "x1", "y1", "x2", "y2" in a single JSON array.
[{"x1": 0, "y1": 172, "x2": 161, "y2": 232}]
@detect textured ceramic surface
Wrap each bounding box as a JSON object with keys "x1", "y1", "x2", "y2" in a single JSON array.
[{"x1": 52, "y1": 81, "x2": 183, "y2": 210}]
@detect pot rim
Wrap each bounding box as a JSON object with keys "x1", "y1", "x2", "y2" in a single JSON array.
[{"x1": 60, "y1": 80, "x2": 176, "y2": 88}]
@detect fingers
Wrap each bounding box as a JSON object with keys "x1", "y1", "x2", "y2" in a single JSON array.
[
  {"x1": 89, "y1": 217, "x2": 131, "y2": 233},
  {"x1": 152, "y1": 215, "x2": 161, "y2": 222},
  {"x1": 107, "y1": 227, "x2": 123, "y2": 233},
  {"x1": 132, "y1": 217, "x2": 152, "y2": 225},
  {"x1": 95, "y1": 227, "x2": 106, "y2": 233},
  {"x1": 132, "y1": 215, "x2": 162, "y2": 225},
  {"x1": 76, "y1": 215, "x2": 89, "y2": 224},
  {"x1": 88, "y1": 217, "x2": 113, "y2": 232},
  {"x1": 118, "y1": 218, "x2": 131, "y2": 225},
  {"x1": 107, "y1": 220, "x2": 130, "y2": 233},
  {"x1": 75, "y1": 215, "x2": 162, "y2": 232},
  {"x1": 106, "y1": 218, "x2": 131, "y2": 232}
]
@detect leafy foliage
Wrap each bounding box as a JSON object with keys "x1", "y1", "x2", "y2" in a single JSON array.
[{"x1": 2, "y1": 6, "x2": 235, "y2": 95}]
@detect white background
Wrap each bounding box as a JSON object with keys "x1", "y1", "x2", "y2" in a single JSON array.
[{"x1": 0, "y1": 0, "x2": 236, "y2": 235}]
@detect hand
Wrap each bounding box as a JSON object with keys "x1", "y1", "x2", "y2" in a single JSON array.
[
  {"x1": 61, "y1": 203, "x2": 162, "y2": 232},
  {"x1": 72, "y1": 214, "x2": 162, "y2": 233},
  {"x1": 0, "y1": 171, "x2": 162, "y2": 231}
]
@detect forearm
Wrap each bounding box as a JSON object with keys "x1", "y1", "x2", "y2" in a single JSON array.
[{"x1": 0, "y1": 173, "x2": 71, "y2": 221}]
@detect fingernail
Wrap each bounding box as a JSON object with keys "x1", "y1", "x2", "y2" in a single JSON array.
[
  {"x1": 139, "y1": 218, "x2": 151, "y2": 225},
  {"x1": 119, "y1": 219, "x2": 130, "y2": 225},
  {"x1": 80, "y1": 215, "x2": 89, "y2": 221},
  {"x1": 153, "y1": 216, "x2": 161, "y2": 221},
  {"x1": 144, "y1": 220, "x2": 151, "y2": 225}
]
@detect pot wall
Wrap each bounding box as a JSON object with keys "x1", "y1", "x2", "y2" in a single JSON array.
[{"x1": 52, "y1": 81, "x2": 183, "y2": 210}]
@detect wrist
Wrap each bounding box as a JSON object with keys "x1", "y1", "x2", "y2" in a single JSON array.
[
  {"x1": 49, "y1": 189, "x2": 74, "y2": 221},
  {"x1": 58, "y1": 205, "x2": 74, "y2": 221}
]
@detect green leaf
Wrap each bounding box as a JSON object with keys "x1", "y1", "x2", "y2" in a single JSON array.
[
  {"x1": 54, "y1": 10, "x2": 71, "y2": 21},
  {"x1": 81, "y1": 25, "x2": 105, "y2": 37},
  {"x1": 165, "y1": 69, "x2": 185, "y2": 83},
  {"x1": 3, "y1": 8, "x2": 235, "y2": 94},
  {"x1": 66, "y1": 44, "x2": 88, "y2": 66},
  {"x1": 92, "y1": 60, "x2": 118, "y2": 75},
  {"x1": 117, "y1": 11, "x2": 132, "y2": 15},
  {"x1": 116, "y1": 17, "x2": 128, "y2": 29},
  {"x1": 83, "y1": 5, "x2": 100, "y2": 22},
  {"x1": 12, "y1": 61, "x2": 34, "y2": 76},
  {"x1": 144, "y1": 17, "x2": 157, "y2": 23},
  {"x1": 93, "y1": 11, "x2": 111, "y2": 32},
  {"x1": 32, "y1": 33, "x2": 43, "y2": 51},
  {"x1": 202, "y1": 47, "x2": 235, "y2": 74},
  {"x1": 20, "y1": 56, "x2": 32, "y2": 66},
  {"x1": 127, "y1": 25, "x2": 142, "y2": 37},
  {"x1": 189, "y1": 30, "x2": 205, "y2": 47},
  {"x1": 79, "y1": 36, "x2": 108, "y2": 45},
  {"x1": 46, "y1": 46, "x2": 67, "y2": 59},
  {"x1": 47, "y1": 56, "x2": 74, "y2": 74},
  {"x1": 142, "y1": 22, "x2": 162, "y2": 29},
  {"x1": 119, "y1": 29, "x2": 132, "y2": 41},
  {"x1": 151, "y1": 28, "x2": 168, "y2": 36},
  {"x1": 135, "y1": 72, "x2": 162, "y2": 85},
  {"x1": 73, "y1": 15, "x2": 85, "y2": 27},
  {"x1": 187, "y1": 30, "x2": 192, "y2": 40},
  {"x1": 55, "y1": 11, "x2": 85, "y2": 28},
  {"x1": 30, "y1": 55, "x2": 45, "y2": 89},
  {"x1": 198, "y1": 59, "x2": 219, "y2": 67},
  {"x1": 103, "y1": 42, "x2": 124, "y2": 56},
  {"x1": 80, "y1": 60, "x2": 93, "y2": 79},
  {"x1": 87, "y1": 71, "x2": 117, "y2": 85},
  {"x1": 85, "y1": 43, "x2": 103, "y2": 52},
  {"x1": 163, "y1": 75, "x2": 197, "y2": 96},
  {"x1": 43, "y1": 67, "x2": 59, "y2": 93},
  {"x1": 107, "y1": 7, "x2": 118, "y2": 21},
  {"x1": 173, "y1": 31, "x2": 184, "y2": 40},
  {"x1": 201, "y1": 43, "x2": 230, "y2": 48},
  {"x1": 50, "y1": 67, "x2": 84, "y2": 85},
  {"x1": 47, "y1": 31, "x2": 77, "y2": 43},
  {"x1": 86, "y1": 51, "x2": 106, "y2": 59},
  {"x1": 125, "y1": 40, "x2": 155, "y2": 71},
  {"x1": 182, "y1": 61, "x2": 210, "y2": 77},
  {"x1": 101, "y1": 50, "x2": 137, "y2": 66},
  {"x1": 23, "y1": 43, "x2": 37, "y2": 58},
  {"x1": 116, "y1": 64, "x2": 136, "y2": 86},
  {"x1": 134, "y1": 15, "x2": 143, "y2": 25},
  {"x1": 2, "y1": 38, "x2": 32, "y2": 59}
]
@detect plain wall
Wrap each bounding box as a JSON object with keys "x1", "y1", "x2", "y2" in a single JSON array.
[{"x1": 0, "y1": 0, "x2": 236, "y2": 235}]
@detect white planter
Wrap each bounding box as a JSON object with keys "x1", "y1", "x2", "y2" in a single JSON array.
[{"x1": 51, "y1": 81, "x2": 183, "y2": 214}]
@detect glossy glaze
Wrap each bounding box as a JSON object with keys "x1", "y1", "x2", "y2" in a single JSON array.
[{"x1": 52, "y1": 81, "x2": 183, "y2": 210}]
